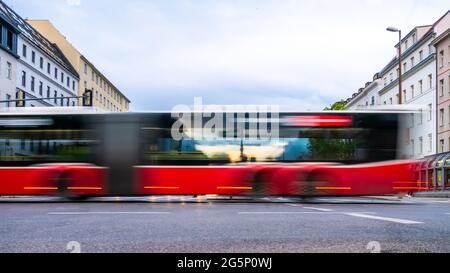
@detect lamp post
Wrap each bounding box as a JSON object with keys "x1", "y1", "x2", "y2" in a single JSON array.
[{"x1": 387, "y1": 26, "x2": 403, "y2": 104}]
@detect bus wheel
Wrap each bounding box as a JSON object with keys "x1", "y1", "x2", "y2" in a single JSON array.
[
  {"x1": 304, "y1": 171, "x2": 334, "y2": 197},
  {"x1": 55, "y1": 172, "x2": 86, "y2": 201}
]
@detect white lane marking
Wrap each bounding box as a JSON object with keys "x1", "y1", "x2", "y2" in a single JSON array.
[
  {"x1": 343, "y1": 213, "x2": 423, "y2": 224},
  {"x1": 304, "y1": 207, "x2": 334, "y2": 212},
  {"x1": 238, "y1": 211, "x2": 376, "y2": 215},
  {"x1": 48, "y1": 212, "x2": 171, "y2": 215},
  {"x1": 286, "y1": 204, "x2": 303, "y2": 207},
  {"x1": 239, "y1": 211, "x2": 323, "y2": 214},
  {"x1": 445, "y1": 213, "x2": 450, "y2": 215}
]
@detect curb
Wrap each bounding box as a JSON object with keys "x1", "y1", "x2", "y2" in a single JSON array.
[{"x1": 413, "y1": 191, "x2": 450, "y2": 198}]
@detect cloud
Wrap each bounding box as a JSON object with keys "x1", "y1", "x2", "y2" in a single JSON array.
[{"x1": 6, "y1": 0, "x2": 449, "y2": 111}]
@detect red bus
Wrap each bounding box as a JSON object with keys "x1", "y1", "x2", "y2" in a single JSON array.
[{"x1": 0, "y1": 110, "x2": 425, "y2": 199}]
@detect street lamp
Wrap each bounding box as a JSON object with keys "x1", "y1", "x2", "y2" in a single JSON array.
[{"x1": 387, "y1": 26, "x2": 403, "y2": 104}]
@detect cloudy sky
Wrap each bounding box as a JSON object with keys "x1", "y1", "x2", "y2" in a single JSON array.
[{"x1": 5, "y1": 0, "x2": 449, "y2": 111}]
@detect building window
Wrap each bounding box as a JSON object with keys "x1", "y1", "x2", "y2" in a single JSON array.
[
  {"x1": 410, "y1": 57, "x2": 415, "y2": 67},
  {"x1": 6, "y1": 94, "x2": 11, "y2": 108},
  {"x1": 403, "y1": 90, "x2": 406, "y2": 102},
  {"x1": 440, "y1": 139, "x2": 445, "y2": 153},
  {"x1": 419, "y1": 50, "x2": 423, "y2": 62},
  {"x1": 84, "y1": 63, "x2": 88, "y2": 74},
  {"x1": 67, "y1": 76, "x2": 70, "y2": 87},
  {"x1": 389, "y1": 72, "x2": 393, "y2": 83},
  {"x1": 384, "y1": 77, "x2": 387, "y2": 86},
  {"x1": 428, "y1": 104, "x2": 432, "y2": 121},
  {"x1": 31, "y1": 76, "x2": 35, "y2": 92},
  {"x1": 405, "y1": 40, "x2": 408, "y2": 50},
  {"x1": 429, "y1": 74, "x2": 433, "y2": 89},
  {"x1": 60, "y1": 95, "x2": 64, "y2": 107},
  {"x1": 440, "y1": 108, "x2": 444, "y2": 127},
  {"x1": 22, "y1": 44, "x2": 27, "y2": 58},
  {"x1": 61, "y1": 72, "x2": 64, "y2": 83},
  {"x1": 440, "y1": 79, "x2": 445, "y2": 97},
  {"x1": 39, "y1": 57, "x2": 43, "y2": 69},
  {"x1": 31, "y1": 51, "x2": 35, "y2": 63},
  {"x1": 47, "y1": 86, "x2": 50, "y2": 98},
  {"x1": 403, "y1": 62, "x2": 407, "y2": 72},
  {"x1": 72, "y1": 80, "x2": 75, "y2": 91},
  {"x1": 54, "y1": 91, "x2": 57, "y2": 104},
  {"x1": 419, "y1": 137, "x2": 423, "y2": 155},
  {"x1": 419, "y1": 80, "x2": 423, "y2": 93},
  {"x1": 412, "y1": 33, "x2": 416, "y2": 43},
  {"x1": 411, "y1": 139, "x2": 415, "y2": 156},
  {"x1": 39, "y1": 81, "x2": 43, "y2": 96},
  {"x1": 410, "y1": 85, "x2": 414, "y2": 99},
  {"x1": 371, "y1": 96, "x2": 375, "y2": 106},
  {"x1": 418, "y1": 109, "x2": 423, "y2": 125},
  {"x1": 389, "y1": 98, "x2": 393, "y2": 104},
  {"x1": 428, "y1": 134, "x2": 432, "y2": 153},
  {"x1": 21, "y1": 71, "x2": 26, "y2": 87},
  {"x1": 47, "y1": 62, "x2": 51, "y2": 74},
  {"x1": 440, "y1": 50, "x2": 445, "y2": 68},
  {"x1": 54, "y1": 68, "x2": 58, "y2": 79},
  {"x1": 6, "y1": 62, "x2": 12, "y2": 80},
  {"x1": 6, "y1": 30, "x2": 13, "y2": 50}
]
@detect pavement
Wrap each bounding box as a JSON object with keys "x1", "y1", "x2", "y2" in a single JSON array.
[
  {"x1": 413, "y1": 191, "x2": 450, "y2": 198},
  {"x1": 0, "y1": 195, "x2": 449, "y2": 253}
]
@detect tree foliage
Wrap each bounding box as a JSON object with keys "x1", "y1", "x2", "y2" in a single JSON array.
[{"x1": 324, "y1": 100, "x2": 347, "y2": 111}]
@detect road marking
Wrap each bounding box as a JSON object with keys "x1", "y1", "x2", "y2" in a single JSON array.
[
  {"x1": 286, "y1": 204, "x2": 303, "y2": 207},
  {"x1": 343, "y1": 213, "x2": 423, "y2": 224},
  {"x1": 239, "y1": 211, "x2": 376, "y2": 215},
  {"x1": 304, "y1": 207, "x2": 334, "y2": 212},
  {"x1": 239, "y1": 212, "x2": 327, "y2": 215},
  {"x1": 48, "y1": 212, "x2": 171, "y2": 215}
]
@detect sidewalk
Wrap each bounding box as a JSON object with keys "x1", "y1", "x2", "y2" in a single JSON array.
[{"x1": 413, "y1": 191, "x2": 450, "y2": 198}]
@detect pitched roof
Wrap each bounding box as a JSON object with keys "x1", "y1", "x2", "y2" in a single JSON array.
[{"x1": 0, "y1": 0, "x2": 79, "y2": 78}]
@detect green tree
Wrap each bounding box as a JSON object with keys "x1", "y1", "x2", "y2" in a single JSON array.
[
  {"x1": 324, "y1": 100, "x2": 347, "y2": 111},
  {"x1": 307, "y1": 100, "x2": 356, "y2": 161}
]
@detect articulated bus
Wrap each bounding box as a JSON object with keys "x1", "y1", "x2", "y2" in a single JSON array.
[{"x1": 0, "y1": 109, "x2": 425, "y2": 199}]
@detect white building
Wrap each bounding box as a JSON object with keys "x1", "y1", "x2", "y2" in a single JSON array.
[
  {"x1": 378, "y1": 26, "x2": 437, "y2": 159},
  {"x1": 0, "y1": 5, "x2": 18, "y2": 108},
  {"x1": 346, "y1": 11, "x2": 450, "y2": 159},
  {"x1": 0, "y1": 1, "x2": 79, "y2": 109}
]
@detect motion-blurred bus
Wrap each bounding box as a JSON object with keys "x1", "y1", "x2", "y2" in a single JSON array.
[{"x1": 0, "y1": 109, "x2": 425, "y2": 199}]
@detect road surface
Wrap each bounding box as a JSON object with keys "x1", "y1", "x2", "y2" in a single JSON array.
[{"x1": 1, "y1": 196, "x2": 449, "y2": 253}]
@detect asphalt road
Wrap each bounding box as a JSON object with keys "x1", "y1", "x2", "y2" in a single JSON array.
[{"x1": 1, "y1": 196, "x2": 450, "y2": 253}]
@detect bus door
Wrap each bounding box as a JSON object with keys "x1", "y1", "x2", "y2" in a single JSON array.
[{"x1": 95, "y1": 114, "x2": 141, "y2": 195}]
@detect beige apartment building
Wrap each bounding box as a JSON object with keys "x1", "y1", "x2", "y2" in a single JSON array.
[
  {"x1": 433, "y1": 28, "x2": 450, "y2": 153},
  {"x1": 27, "y1": 20, "x2": 130, "y2": 112}
]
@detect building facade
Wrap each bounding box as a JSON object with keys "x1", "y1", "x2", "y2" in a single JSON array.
[
  {"x1": 433, "y1": 28, "x2": 450, "y2": 153},
  {"x1": 27, "y1": 20, "x2": 130, "y2": 112},
  {"x1": 346, "y1": 11, "x2": 450, "y2": 160},
  {"x1": 0, "y1": 1, "x2": 79, "y2": 109},
  {"x1": 0, "y1": 11, "x2": 18, "y2": 108}
]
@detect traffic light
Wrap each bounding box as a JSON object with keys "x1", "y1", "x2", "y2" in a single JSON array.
[
  {"x1": 16, "y1": 90, "x2": 25, "y2": 108},
  {"x1": 83, "y1": 90, "x2": 93, "y2": 107}
]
